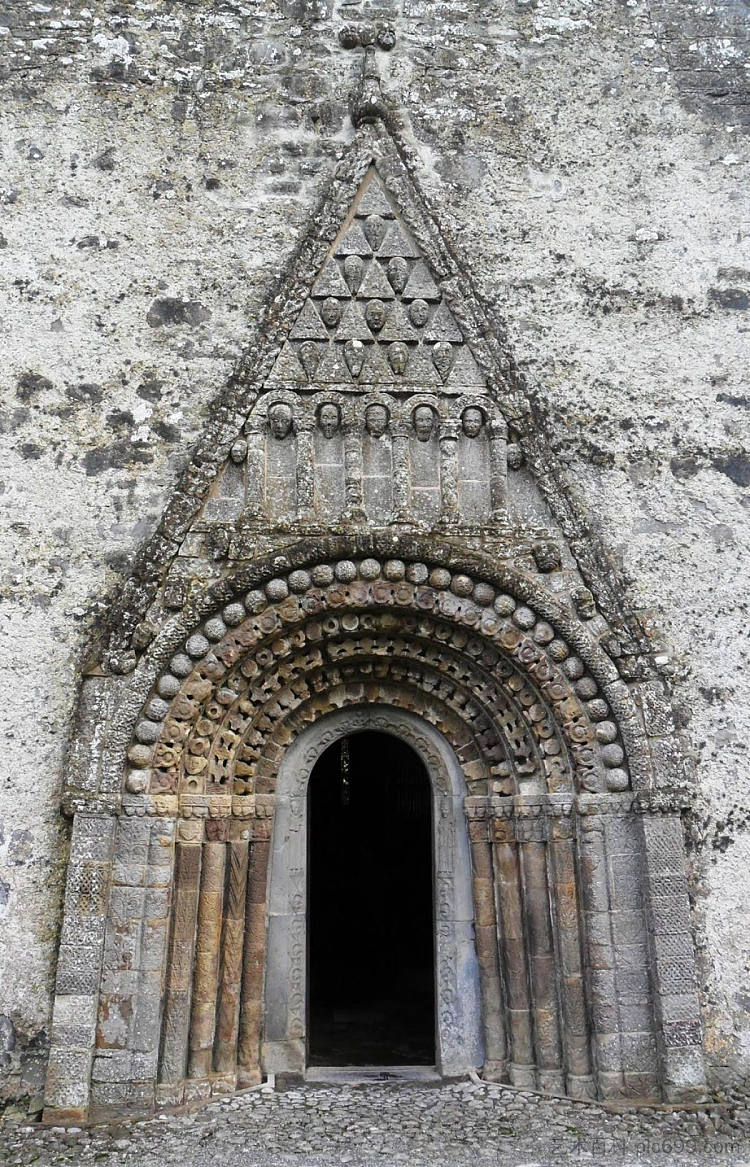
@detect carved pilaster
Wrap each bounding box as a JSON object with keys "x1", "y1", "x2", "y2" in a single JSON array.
[
  {"x1": 295, "y1": 419, "x2": 315, "y2": 521},
  {"x1": 243, "y1": 420, "x2": 265, "y2": 522},
  {"x1": 391, "y1": 421, "x2": 410, "y2": 521},
  {"x1": 237, "y1": 814, "x2": 274, "y2": 1088},
  {"x1": 639, "y1": 808, "x2": 707, "y2": 1101},
  {"x1": 577, "y1": 811, "x2": 625, "y2": 1099},
  {"x1": 516, "y1": 809, "x2": 564, "y2": 1094},
  {"x1": 158, "y1": 823, "x2": 202, "y2": 1086},
  {"x1": 467, "y1": 807, "x2": 508, "y2": 1081},
  {"x1": 488, "y1": 416, "x2": 508, "y2": 522},
  {"x1": 491, "y1": 814, "x2": 535, "y2": 1087},
  {"x1": 438, "y1": 418, "x2": 460, "y2": 525},
  {"x1": 546, "y1": 807, "x2": 595, "y2": 1099},
  {"x1": 188, "y1": 839, "x2": 226, "y2": 1079},
  {"x1": 214, "y1": 836, "x2": 250, "y2": 1075},
  {"x1": 43, "y1": 811, "x2": 117, "y2": 1124},
  {"x1": 343, "y1": 422, "x2": 366, "y2": 521}
]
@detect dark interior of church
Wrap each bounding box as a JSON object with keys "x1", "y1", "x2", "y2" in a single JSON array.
[{"x1": 307, "y1": 731, "x2": 435, "y2": 1066}]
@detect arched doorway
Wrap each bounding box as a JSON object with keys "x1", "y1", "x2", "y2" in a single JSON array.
[
  {"x1": 262, "y1": 706, "x2": 485, "y2": 1082},
  {"x1": 308, "y1": 731, "x2": 435, "y2": 1067},
  {"x1": 43, "y1": 552, "x2": 708, "y2": 1120}
]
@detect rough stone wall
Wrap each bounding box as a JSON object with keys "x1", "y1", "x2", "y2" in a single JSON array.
[{"x1": 0, "y1": 0, "x2": 748, "y2": 1109}]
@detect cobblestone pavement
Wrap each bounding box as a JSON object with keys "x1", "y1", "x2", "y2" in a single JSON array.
[{"x1": 2, "y1": 1078, "x2": 750, "y2": 1167}]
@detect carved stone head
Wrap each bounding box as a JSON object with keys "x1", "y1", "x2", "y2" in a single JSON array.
[
  {"x1": 319, "y1": 297, "x2": 341, "y2": 328},
  {"x1": 318, "y1": 402, "x2": 341, "y2": 438},
  {"x1": 268, "y1": 402, "x2": 293, "y2": 440},
  {"x1": 409, "y1": 298, "x2": 429, "y2": 328},
  {"x1": 365, "y1": 403, "x2": 389, "y2": 437},
  {"x1": 365, "y1": 299, "x2": 387, "y2": 332},
  {"x1": 413, "y1": 404, "x2": 436, "y2": 442},
  {"x1": 388, "y1": 342, "x2": 408, "y2": 376},
  {"x1": 461, "y1": 406, "x2": 484, "y2": 438}
]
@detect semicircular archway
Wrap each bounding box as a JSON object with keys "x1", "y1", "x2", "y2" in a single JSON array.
[{"x1": 261, "y1": 707, "x2": 485, "y2": 1081}]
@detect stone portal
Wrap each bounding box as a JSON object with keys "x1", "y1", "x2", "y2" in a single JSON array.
[
  {"x1": 262, "y1": 707, "x2": 483, "y2": 1082},
  {"x1": 43, "y1": 109, "x2": 707, "y2": 1122},
  {"x1": 308, "y1": 731, "x2": 435, "y2": 1067}
]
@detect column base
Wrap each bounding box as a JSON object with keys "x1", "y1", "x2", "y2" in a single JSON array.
[
  {"x1": 481, "y1": 1059, "x2": 509, "y2": 1082},
  {"x1": 537, "y1": 1068, "x2": 566, "y2": 1095},
  {"x1": 509, "y1": 1062, "x2": 537, "y2": 1088},
  {"x1": 566, "y1": 1073, "x2": 597, "y2": 1100},
  {"x1": 42, "y1": 1106, "x2": 88, "y2": 1126}
]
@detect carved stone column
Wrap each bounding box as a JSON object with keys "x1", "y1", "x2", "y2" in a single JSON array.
[
  {"x1": 342, "y1": 421, "x2": 366, "y2": 521},
  {"x1": 188, "y1": 830, "x2": 226, "y2": 1082},
  {"x1": 492, "y1": 810, "x2": 535, "y2": 1087},
  {"x1": 158, "y1": 820, "x2": 202, "y2": 1095},
  {"x1": 243, "y1": 419, "x2": 265, "y2": 522},
  {"x1": 438, "y1": 418, "x2": 460, "y2": 525},
  {"x1": 546, "y1": 802, "x2": 595, "y2": 1098},
  {"x1": 295, "y1": 418, "x2": 315, "y2": 521},
  {"x1": 391, "y1": 421, "x2": 410, "y2": 522},
  {"x1": 237, "y1": 808, "x2": 274, "y2": 1088},
  {"x1": 577, "y1": 807, "x2": 625, "y2": 1098},
  {"x1": 488, "y1": 416, "x2": 508, "y2": 522},
  {"x1": 516, "y1": 806, "x2": 564, "y2": 1094},
  {"x1": 214, "y1": 830, "x2": 250, "y2": 1077},
  {"x1": 466, "y1": 806, "x2": 508, "y2": 1081}
]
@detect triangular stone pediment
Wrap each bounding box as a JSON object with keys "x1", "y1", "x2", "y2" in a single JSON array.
[
  {"x1": 91, "y1": 121, "x2": 650, "y2": 688},
  {"x1": 268, "y1": 169, "x2": 473, "y2": 390}
]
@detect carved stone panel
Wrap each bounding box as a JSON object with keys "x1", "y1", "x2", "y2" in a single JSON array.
[{"x1": 197, "y1": 170, "x2": 507, "y2": 533}]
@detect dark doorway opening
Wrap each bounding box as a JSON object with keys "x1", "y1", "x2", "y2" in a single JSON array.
[{"x1": 308, "y1": 730, "x2": 435, "y2": 1066}]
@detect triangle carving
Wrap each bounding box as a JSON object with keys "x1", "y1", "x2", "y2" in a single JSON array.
[{"x1": 269, "y1": 169, "x2": 474, "y2": 390}]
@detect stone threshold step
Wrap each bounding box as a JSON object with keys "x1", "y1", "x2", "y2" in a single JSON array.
[{"x1": 304, "y1": 1066, "x2": 441, "y2": 1085}]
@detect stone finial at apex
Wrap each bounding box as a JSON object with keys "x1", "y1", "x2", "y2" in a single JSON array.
[{"x1": 351, "y1": 49, "x2": 388, "y2": 127}]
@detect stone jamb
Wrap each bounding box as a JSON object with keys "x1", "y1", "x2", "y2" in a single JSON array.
[
  {"x1": 43, "y1": 812, "x2": 117, "y2": 1124},
  {"x1": 637, "y1": 806, "x2": 707, "y2": 1102}
]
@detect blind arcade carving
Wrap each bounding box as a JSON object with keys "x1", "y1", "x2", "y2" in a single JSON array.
[{"x1": 204, "y1": 172, "x2": 505, "y2": 532}]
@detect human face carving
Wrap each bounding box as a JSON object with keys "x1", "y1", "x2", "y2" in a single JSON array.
[
  {"x1": 365, "y1": 404, "x2": 389, "y2": 437},
  {"x1": 365, "y1": 299, "x2": 387, "y2": 332},
  {"x1": 268, "y1": 402, "x2": 293, "y2": 439},
  {"x1": 318, "y1": 403, "x2": 341, "y2": 438},
  {"x1": 319, "y1": 298, "x2": 341, "y2": 328},
  {"x1": 413, "y1": 404, "x2": 435, "y2": 442},
  {"x1": 388, "y1": 342, "x2": 408, "y2": 375},
  {"x1": 409, "y1": 298, "x2": 429, "y2": 327},
  {"x1": 462, "y1": 406, "x2": 484, "y2": 438}
]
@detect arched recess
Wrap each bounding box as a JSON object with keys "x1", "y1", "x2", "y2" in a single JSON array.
[{"x1": 45, "y1": 548, "x2": 707, "y2": 1122}]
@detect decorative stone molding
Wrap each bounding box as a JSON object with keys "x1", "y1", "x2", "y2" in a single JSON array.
[{"x1": 119, "y1": 556, "x2": 634, "y2": 813}]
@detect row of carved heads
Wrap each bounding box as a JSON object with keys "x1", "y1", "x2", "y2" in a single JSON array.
[{"x1": 265, "y1": 400, "x2": 488, "y2": 442}]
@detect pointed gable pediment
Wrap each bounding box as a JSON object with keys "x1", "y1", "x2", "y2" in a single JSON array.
[
  {"x1": 92, "y1": 119, "x2": 647, "y2": 685},
  {"x1": 267, "y1": 168, "x2": 474, "y2": 389}
]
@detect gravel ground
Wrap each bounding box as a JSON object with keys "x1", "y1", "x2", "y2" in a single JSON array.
[{"x1": 2, "y1": 1078, "x2": 750, "y2": 1167}]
